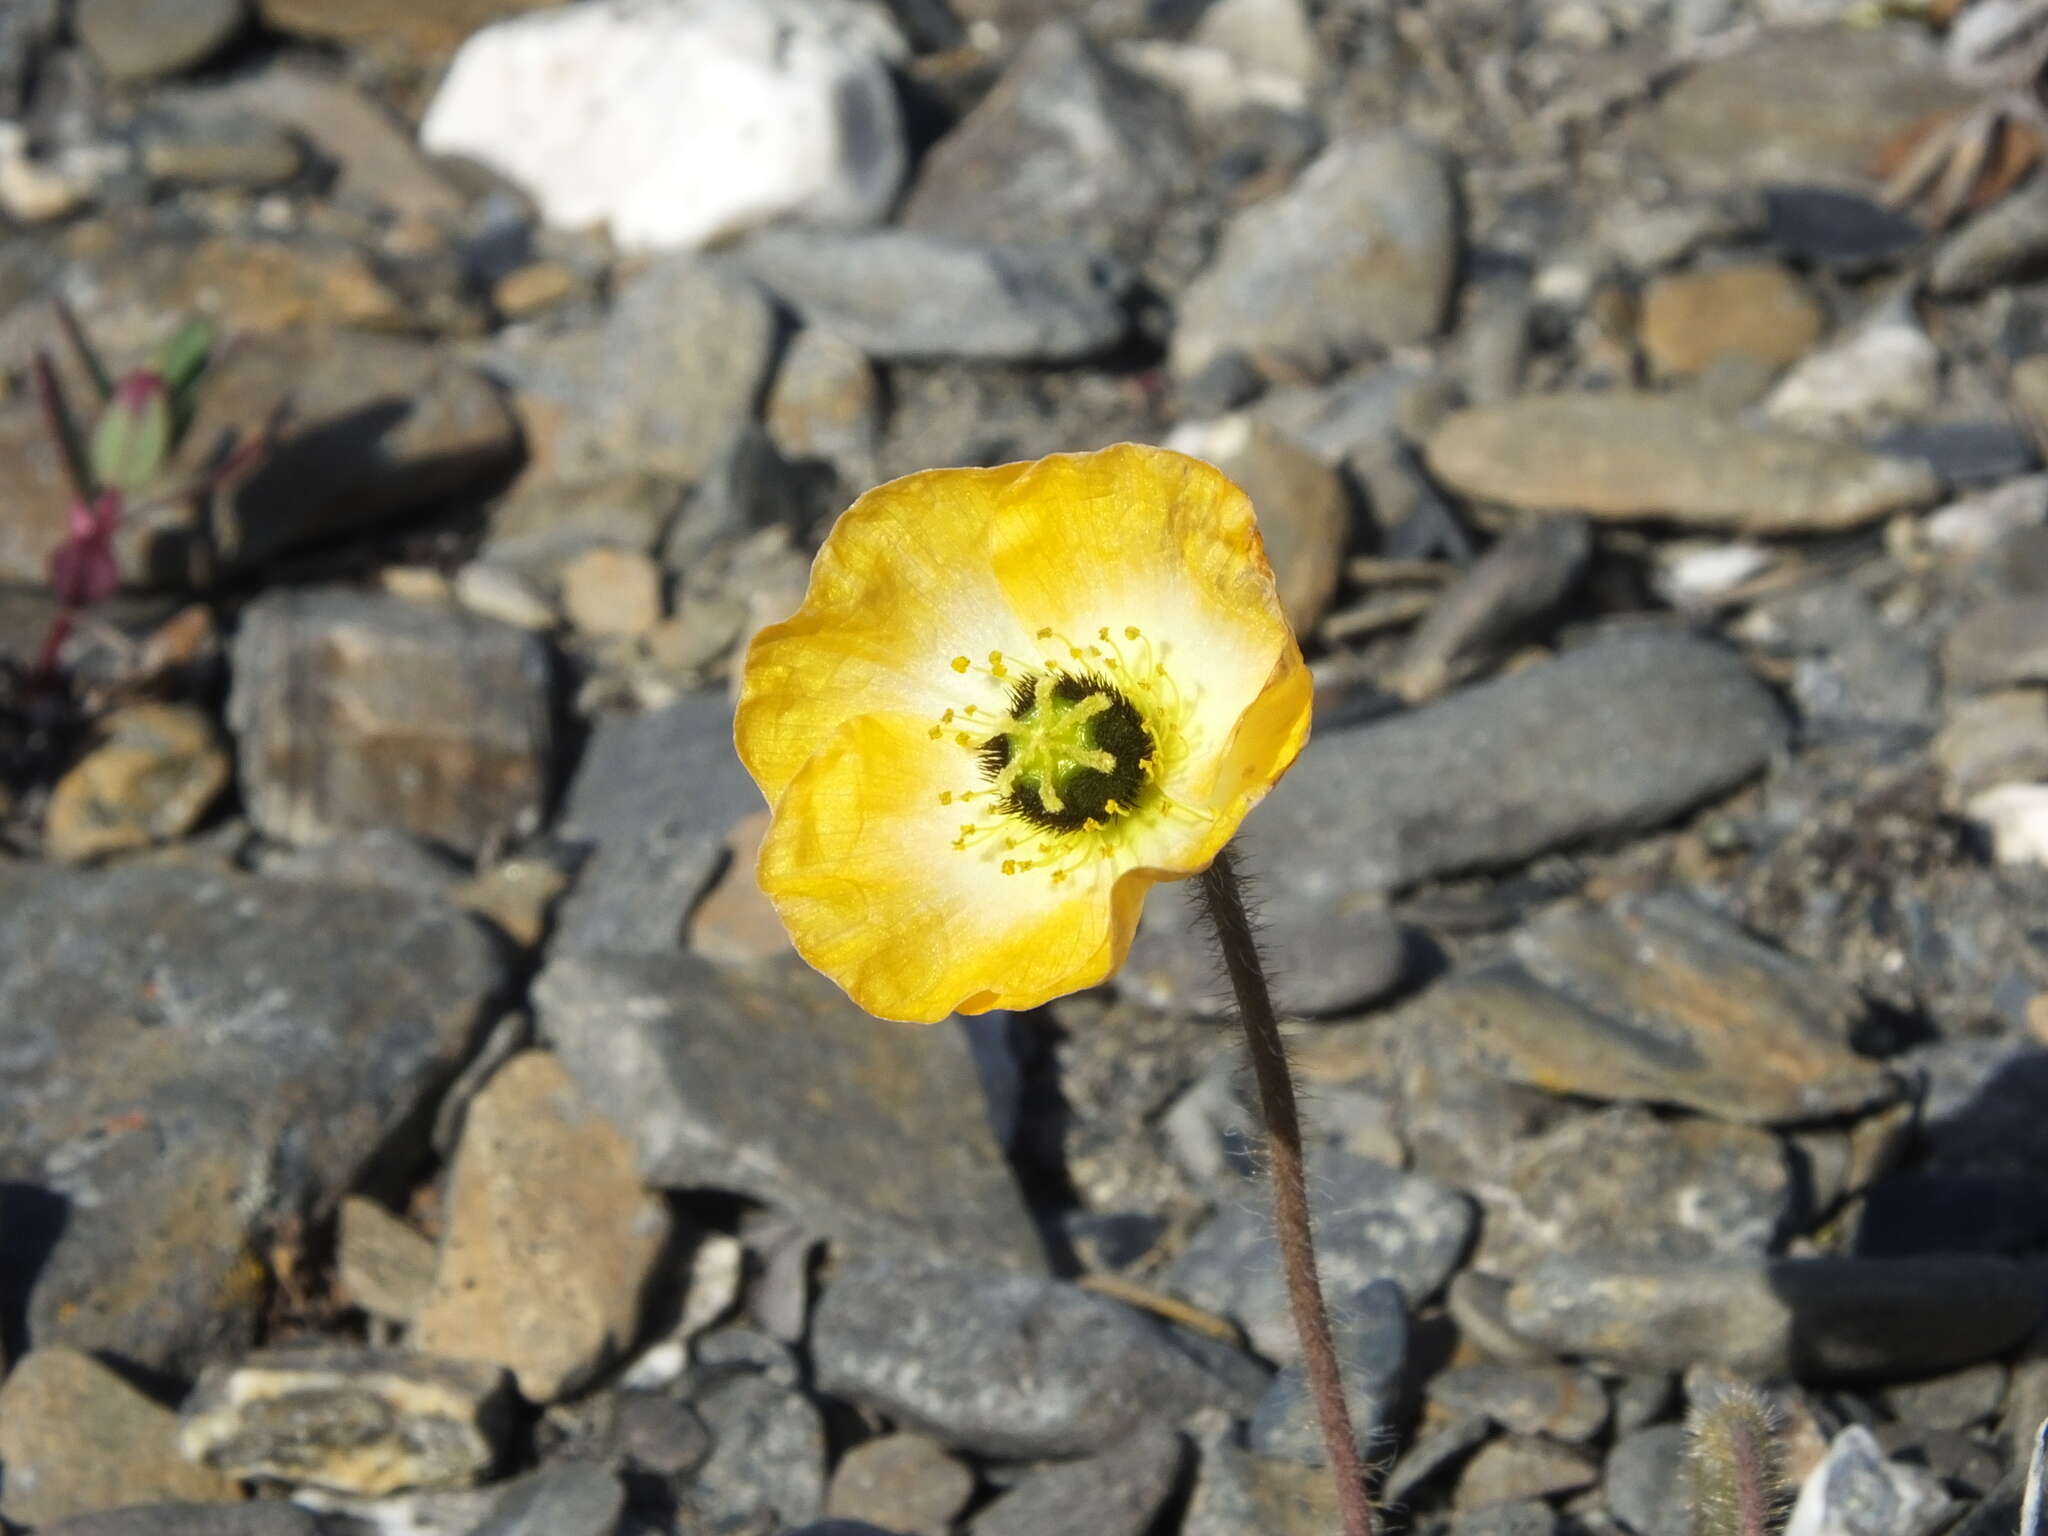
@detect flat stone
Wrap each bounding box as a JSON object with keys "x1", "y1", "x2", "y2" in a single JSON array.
[
  {"x1": 1239, "y1": 629, "x2": 1785, "y2": 898},
  {"x1": 1163, "y1": 1149, "x2": 1473, "y2": 1363},
  {"x1": 336, "y1": 1195, "x2": 437, "y2": 1324},
  {"x1": 1931, "y1": 180, "x2": 2048, "y2": 296},
  {"x1": 1384, "y1": 1413, "x2": 1496, "y2": 1508},
  {"x1": 685, "y1": 811, "x2": 791, "y2": 965},
  {"x1": 732, "y1": 227, "x2": 1130, "y2": 362},
  {"x1": 41, "y1": 1506, "x2": 322, "y2": 1536},
  {"x1": 228, "y1": 587, "x2": 554, "y2": 857},
  {"x1": 1120, "y1": 874, "x2": 1410, "y2": 1018},
  {"x1": 1452, "y1": 1500, "x2": 1563, "y2": 1536},
  {"x1": 0, "y1": 863, "x2": 501, "y2": 1376},
  {"x1": 1880, "y1": 1362, "x2": 2009, "y2": 1432},
  {"x1": 1604, "y1": 1424, "x2": 1691, "y2": 1536},
  {"x1": 1172, "y1": 133, "x2": 1461, "y2": 380},
  {"x1": 534, "y1": 951, "x2": 1044, "y2": 1270},
  {"x1": 179, "y1": 1346, "x2": 512, "y2": 1495},
  {"x1": 1454, "y1": 1435, "x2": 1601, "y2": 1509},
  {"x1": 470, "y1": 1462, "x2": 626, "y2": 1536},
  {"x1": 1613, "y1": 26, "x2": 1968, "y2": 193},
  {"x1": 1425, "y1": 394, "x2": 1940, "y2": 533},
  {"x1": 479, "y1": 473, "x2": 679, "y2": 592},
  {"x1": 43, "y1": 702, "x2": 230, "y2": 863},
  {"x1": 828, "y1": 1433, "x2": 976, "y2": 1536},
  {"x1": 1766, "y1": 312, "x2": 1943, "y2": 433},
  {"x1": 765, "y1": 326, "x2": 883, "y2": 486},
  {"x1": 1248, "y1": 1277, "x2": 1408, "y2": 1465},
  {"x1": 1504, "y1": 1254, "x2": 2047, "y2": 1379},
  {"x1": 1182, "y1": 1436, "x2": 1340, "y2": 1536},
  {"x1": 549, "y1": 691, "x2": 762, "y2": 956},
  {"x1": 903, "y1": 21, "x2": 1192, "y2": 258},
  {"x1": 139, "y1": 107, "x2": 303, "y2": 187},
  {"x1": 681, "y1": 1370, "x2": 829, "y2": 1529},
  {"x1": 1432, "y1": 893, "x2": 1895, "y2": 1126},
  {"x1": 415, "y1": 1052, "x2": 671, "y2": 1403},
  {"x1": 1471, "y1": 1105, "x2": 1796, "y2": 1272},
  {"x1": 560, "y1": 545, "x2": 665, "y2": 640},
  {"x1": 76, "y1": 0, "x2": 243, "y2": 81},
  {"x1": 0, "y1": 1346, "x2": 237, "y2": 1526},
  {"x1": 1427, "y1": 1364, "x2": 1610, "y2": 1444},
  {"x1": 1944, "y1": 598, "x2": 2048, "y2": 693},
  {"x1": 813, "y1": 1252, "x2": 1241, "y2": 1458},
  {"x1": 0, "y1": 331, "x2": 517, "y2": 590},
  {"x1": 495, "y1": 254, "x2": 777, "y2": 486},
  {"x1": 970, "y1": 1420, "x2": 1186, "y2": 1536},
  {"x1": 1784, "y1": 1424, "x2": 1958, "y2": 1536},
  {"x1": 420, "y1": 0, "x2": 903, "y2": 250},
  {"x1": 256, "y1": 0, "x2": 559, "y2": 52},
  {"x1": 1395, "y1": 517, "x2": 1592, "y2": 701},
  {"x1": 1641, "y1": 263, "x2": 1827, "y2": 379}
]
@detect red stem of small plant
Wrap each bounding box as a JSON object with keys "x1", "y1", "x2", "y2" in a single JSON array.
[{"x1": 1197, "y1": 845, "x2": 1377, "y2": 1536}]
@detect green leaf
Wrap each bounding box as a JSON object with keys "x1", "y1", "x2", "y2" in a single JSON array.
[
  {"x1": 152, "y1": 318, "x2": 213, "y2": 397},
  {"x1": 89, "y1": 372, "x2": 172, "y2": 494}
]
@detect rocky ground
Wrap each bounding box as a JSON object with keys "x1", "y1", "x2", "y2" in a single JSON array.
[{"x1": 1, "y1": 0, "x2": 2048, "y2": 1532}]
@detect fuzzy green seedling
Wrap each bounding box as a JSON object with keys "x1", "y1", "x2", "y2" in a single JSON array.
[{"x1": 1687, "y1": 1384, "x2": 1785, "y2": 1536}]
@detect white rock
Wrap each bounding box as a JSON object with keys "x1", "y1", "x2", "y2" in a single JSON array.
[
  {"x1": 1917, "y1": 475, "x2": 2048, "y2": 561},
  {"x1": 1784, "y1": 1424, "x2": 1957, "y2": 1536},
  {"x1": 1114, "y1": 40, "x2": 1309, "y2": 125},
  {"x1": 1765, "y1": 311, "x2": 1943, "y2": 433},
  {"x1": 419, "y1": 0, "x2": 907, "y2": 251},
  {"x1": 1965, "y1": 784, "x2": 2048, "y2": 867},
  {"x1": 1655, "y1": 541, "x2": 1777, "y2": 609},
  {"x1": 1191, "y1": 0, "x2": 1320, "y2": 92}
]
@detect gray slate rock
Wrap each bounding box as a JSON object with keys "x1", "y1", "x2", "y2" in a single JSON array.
[
  {"x1": 1397, "y1": 517, "x2": 1593, "y2": 701},
  {"x1": 1434, "y1": 893, "x2": 1895, "y2": 1126},
  {"x1": 535, "y1": 951, "x2": 1043, "y2": 1269},
  {"x1": 1173, "y1": 133, "x2": 1461, "y2": 380},
  {"x1": 550, "y1": 690, "x2": 761, "y2": 956},
  {"x1": 1183, "y1": 1435, "x2": 1340, "y2": 1535},
  {"x1": 1944, "y1": 597, "x2": 2048, "y2": 694},
  {"x1": 733, "y1": 227, "x2": 1130, "y2": 361},
  {"x1": 1504, "y1": 1253, "x2": 2048, "y2": 1379},
  {"x1": 681, "y1": 1372, "x2": 828, "y2": 1530},
  {"x1": 42, "y1": 1509, "x2": 321, "y2": 1536},
  {"x1": 1785, "y1": 1424, "x2": 1958, "y2": 1536},
  {"x1": 0, "y1": 863, "x2": 501, "y2": 1376},
  {"x1": 827, "y1": 1433, "x2": 975, "y2": 1536},
  {"x1": 1451, "y1": 1501, "x2": 1562, "y2": 1536},
  {"x1": 1243, "y1": 629, "x2": 1785, "y2": 898},
  {"x1": 229, "y1": 587, "x2": 553, "y2": 857},
  {"x1": 1427, "y1": 1363, "x2": 1609, "y2": 1444},
  {"x1": 1164, "y1": 1150, "x2": 1472, "y2": 1363},
  {"x1": 1604, "y1": 1424, "x2": 1691, "y2": 1536},
  {"x1": 1249, "y1": 1278, "x2": 1409, "y2": 1465},
  {"x1": 472, "y1": 1463, "x2": 625, "y2": 1536},
  {"x1": 813, "y1": 1252, "x2": 1245, "y2": 1458},
  {"x1": 75, "y1": 0, "x2": 243, "y2": 80},
  {"x1": 903, "y1": 21, "x2": 1192, "y2": 257},
  {"x1": 969, "y1": 1420, "x2": 1186, "y2": 1536},
  {"x1": 1931, "y1": 180, "x2": 2048, "y2": 296}
]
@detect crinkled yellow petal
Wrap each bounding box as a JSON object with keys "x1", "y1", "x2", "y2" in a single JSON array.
[
  {"x1": 737, "y1": 460, "x2": 1038, "y2": 806},
  {"x1": 757, "y1": 711, "x2": 1156, "y2": 1023},
  {"x1": 986, "y1": 444, "x2": 1303, "y2": 812}
]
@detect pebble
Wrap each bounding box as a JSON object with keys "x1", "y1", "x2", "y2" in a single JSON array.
[
  {"x1": 138, "y1": 107, "x2": 303, "y2": 187},
  {"x1": 1762, "y1": 187, "x2": 1924, "y2": 271},
  {"x1": 1503, "y1": 1253, "x2": 2047, "y2": 1378},
  {"x1": 559, "y1": 544, "x2": 666, "y2": 640},
  {"x1": 734, "y1": 226, "x2": 1132, "y2": 362},
  {"x1": 1425, "y1": 394, "x2": 1941, "y2": 533},
  {"x1": 499, "y1": 254, "x2": 778, "y2": 486},
  {"x1": 1944, "y1": 597, "x2": 2048, "y2": 693},
  {"x1": 491, "y1": 260, "x2": 577, "y2": 318},
  {"x1": 903, "y1": 21, "x2": 1192, "y2": 256},
  {"x1": 685, "y1": 810, "x2": 789, "y2": 964},
  {"x1": 1427, "y1": 1364, "x2": 1610, "y2": 1444},
  {"x1": 1454, "y1": 1436, "x2": 1602, "y2": 1509},
  {"x1": 970, "y1": 1420, "x2": 1186, "y2": 1536},
  {"x1": 1243, "y1": 629, "x2": 1785, "y2": 897},
  {"x1": 1878, "y1": 420, "x2": 2039, "y2": 487},
  {"x1": 479, "y1": 474, "x2": 679, "y2": 593},
  {"x1": 0, "y1": 862, "x2": 501, "y2": 1376},
  {"x1": 827, "y1": 1434, "x2": 977, "y2": 1536},
  {"x1": 420, "y1": 0, "x2": 904, "y2": 250},
  {"x1": 1931, "y1": 180, "x2": 2048, "y2": 297},
  {"x1": 1248, "y1": 1278, "x2": 1408, "y2": 1465},
  {"x1": 813, "y1": 1252, "x2": 1244, "y2": 1458},
  {"x1": 1472, "y1": 1105, "x2": 1795, "y2": 1273},
  {"x1": 1880, "y1": 1362, "x2": 2009, "y2": 1432},
  {"x1": 765, "y1": 326, "x2": 884, "y2": 486},
  {"x1": 1603, "y1": 1424, "x2": 1692, "y2": 1536},
  {"x1": 682, "y1": 1370, "x2": 829, "y2": 1529},
  {"x1": 470, "y1": 1462, "x2": 625, "y2": 1536},
  {"x1": 1451, "y1": 1501, "x2": 1563, "y2": 1536},
  {"x1": 1434, "y1": 892, "x2": 1895, "y2": 1125},
  {"x1": 335, "y1": 1195, "x2": 437, "y2": 1325},
  {"x1": 1172, "y1": 132, "x2": 1461, "y2": 380},
  {"x1": 1765, "y1": 308, "x2": 1943, "y2": 432},
  {"x1": 228, "y1": 588, "x2": 554, "y2": 857},
  {"x1": 453, "y1": 563, "x2": 558, "y2": 631},
  {"x1": 415, "y1": 1051, "x2": 671, "y2": 1403},
  {"x1": 1165, "y1": 414, "x2": 1351, "y2": 634},
  {"x1": 1783, "y1": 1424, "x2": 1959, "y2": 1536},
  {"x1": 1383, "y1": 1413, "x2": 1497, "y2": 1508},
  {"x1": 1182, "y1": 1436, "x2": 1341, "y2": 1536},
  {"x1": 547, "y1": 690, "x2": 762, "y2": 955},
  {"x1": 179, "y1": 1347, "x2": 512, "y2": 1495},
  {"x1": 1164, "y1": 1149, "x2": 1472, "y2": 1363},
  {"x1": 0, "y1": 1346, "x2": 236, "y2": 1526},
  {"x1": 1934, "y1": 692, "x2": 2048, "y2": 803},
  {"x1": 75, "y1": 0, "x2": 244, "y2": 81},
  {"x1": 534, "y1": 951, "x2": 1046, "y2": 1269},
  {"x1": 1639, "y1": 262, "x2": 1826, "y2": 379},
  {"x1": 1192, "y1": 0, "x2": 1321, "y2": 91},
  {"x1": 42, "y1": 702, "x2": 230, "y2": 863},
  {"x1": 38, "y1": 1507, "x2": 321, "y2": 1536},
  {"x1": 1395, "y1": 517, "x2": 1592, "y2": 702}
]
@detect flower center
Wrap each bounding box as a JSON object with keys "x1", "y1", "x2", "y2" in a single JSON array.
[{"x1": 981, "y1": 672, "x2": 1155, "y2": 832}]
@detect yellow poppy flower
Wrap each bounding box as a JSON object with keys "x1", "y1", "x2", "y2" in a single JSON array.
[{"x1": 734, "y1": 442, "x2": 1312, "y2": 1024}]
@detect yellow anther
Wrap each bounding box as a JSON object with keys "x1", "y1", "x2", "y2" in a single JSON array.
[
  {"x1": 1125, "y1": 626, "x2": 1140, "y2": 640},
  {"x1": 951, "y1": 656, "x2": 970, "y2": 673},
  {"x1": 939, "y1": 791, "x2": 953, "y2": 805},
  {"x1": 929, "y1": 725, "x2": 943, "y2": 740},
  {"x1": 955, "y1": 732, "x2": 975, "y2": 747},
  {"x1": 1037, "y1": 626, "x2": 1054, "y2": 639}
]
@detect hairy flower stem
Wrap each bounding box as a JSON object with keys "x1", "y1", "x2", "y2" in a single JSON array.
[{"x1": 1197, "y1": 844, "x2": 1375, "y2": 1536}]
